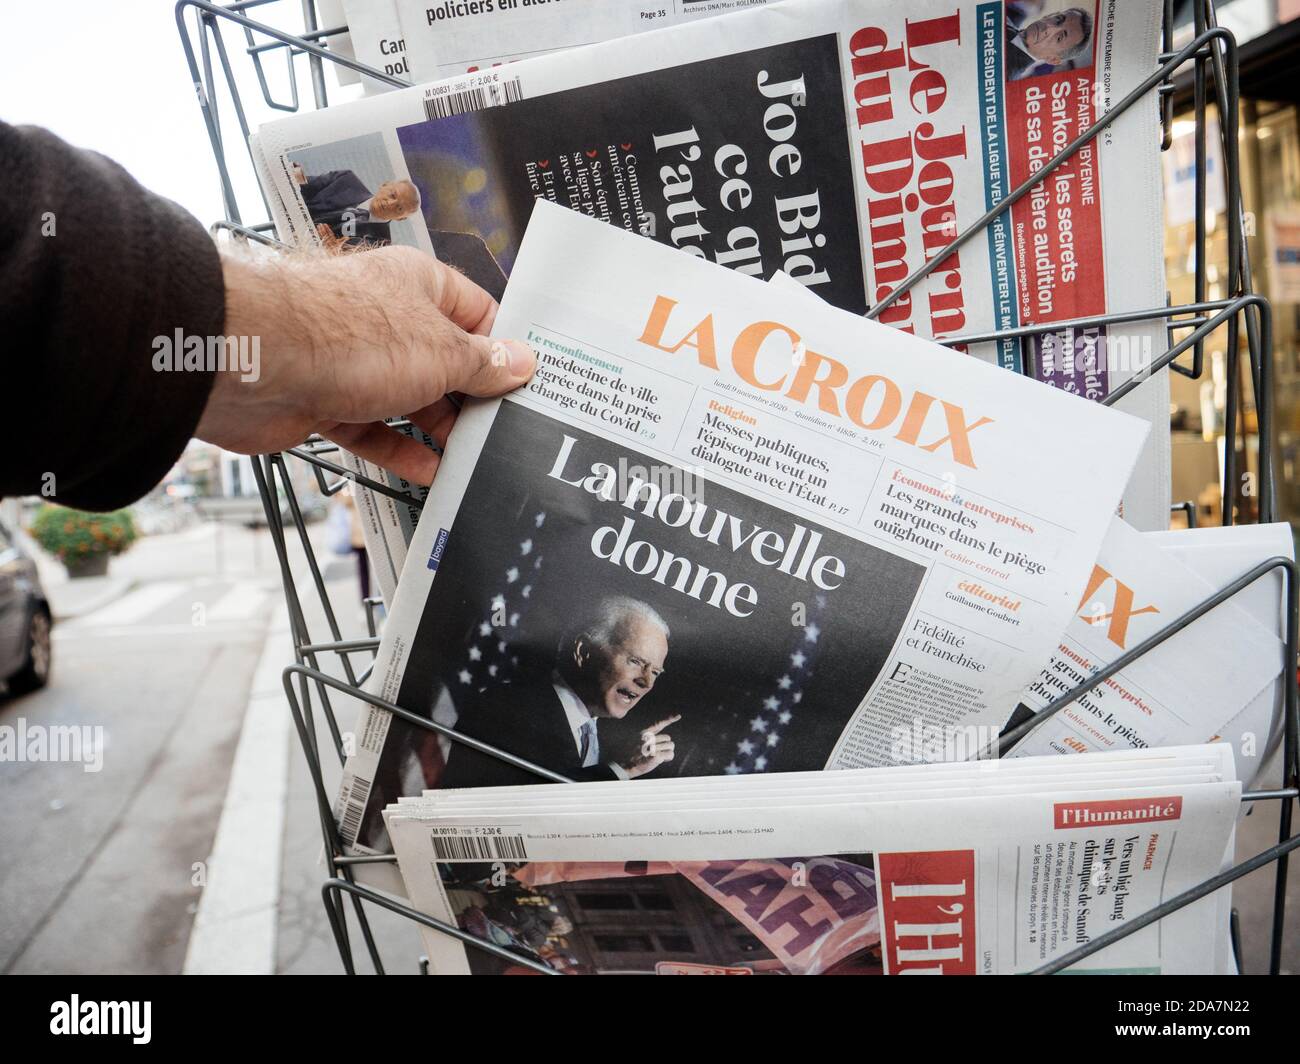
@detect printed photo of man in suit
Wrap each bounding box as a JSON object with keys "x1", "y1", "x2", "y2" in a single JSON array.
[
  {"x1": 439, "y1": 596, "x2": 681, "y2": 788},
  {"x1": 290, "y1": 161, "x2": 510, "y2": 300},
  {"x1": 1004, "y1": 4, "x2": 1094, "y2": 81},
  {"x1": 291, "y1": 162, "x2": 421, "y2": 248}
]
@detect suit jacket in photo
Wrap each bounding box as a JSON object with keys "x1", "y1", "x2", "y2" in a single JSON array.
[
  {"x1": 1004, "y1": 22, "x2": 1041, "y2": 80},
  {"x1": 440, "y1": 677, "x2": 621, "y2": 789},
  {"x1": 299, "y1": 168, "x2": 393, "y2": 247}
]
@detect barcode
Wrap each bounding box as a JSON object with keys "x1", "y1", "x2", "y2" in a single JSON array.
[
  {"x1": 432, "y1": 833, "x2": 528, "y2": 861},
  {"x1": 338, "y1": 776, "x2": 372, "y2": 848},
  {"x1": 422, "y1": 77, "x2": 523, "y2": 121}
]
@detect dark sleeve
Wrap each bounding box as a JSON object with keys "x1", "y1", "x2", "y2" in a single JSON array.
[
  {"x1": 297, "y1": 172, "x2": 329, "y2": 215},
  {"x1": 1, "y1": 121, "x2": 227, "y2": 510},
  {"x1": 298, "y1": 169, "x2": 349, "y2": 214}
]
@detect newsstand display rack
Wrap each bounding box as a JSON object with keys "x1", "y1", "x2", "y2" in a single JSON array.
[{"x1": 176, "y1": 0, "x2": 1300, "y2": 975}]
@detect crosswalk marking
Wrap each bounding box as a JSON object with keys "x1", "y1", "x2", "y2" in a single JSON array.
[
  {"x1": 54, "y1": 621, "x2": 258, "y2": 641},
  {"x1": 72, "y1": 581, "x2": 188, "y2": 628},
  {"x1": 57, "y1": 579, "x2": 276, "y2": 638},
  {"x1": 207, "y1": 583, "x2": 270, "y2": 622}
]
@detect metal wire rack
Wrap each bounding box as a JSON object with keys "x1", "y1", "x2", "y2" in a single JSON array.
[{"x1": 177, "y1": 0, "x2": 1299, "y2": 975}]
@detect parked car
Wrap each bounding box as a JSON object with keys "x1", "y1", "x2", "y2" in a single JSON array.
[{"x1": 0, "y1": 519, "x2": 52, "y2": 694}]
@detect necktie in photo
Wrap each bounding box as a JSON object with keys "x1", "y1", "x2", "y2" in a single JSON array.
[{"x1": 579, "y1": 719, "x2": 599, "y2": 768}]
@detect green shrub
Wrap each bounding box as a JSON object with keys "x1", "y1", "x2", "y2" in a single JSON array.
[{"x1": 29, "y1": 506, "x2": 137, "y2": 562}]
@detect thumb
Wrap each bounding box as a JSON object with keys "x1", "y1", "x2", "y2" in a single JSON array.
[{"x1": 440, "y1": 327, "x2": 537, "y2": 398}]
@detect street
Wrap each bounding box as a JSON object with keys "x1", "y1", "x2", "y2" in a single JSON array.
[
  {"x1": 0, "y1": 519, "x2": 1296, "y2": 974},
  {"x1": 0, "y1": 518, "x2": 422, "y2": 975},
  {"x1": 0, "y1": 522, "x2": 275, "y2": 973}
]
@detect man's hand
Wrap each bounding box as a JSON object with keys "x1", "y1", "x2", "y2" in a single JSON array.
[
  {"x1": 314, "y1": 222, "x2": 348, "y2": 252},
  {"x1": 291, "y1": 162, "x2": 307, "y2": 186},
  {"x1": 197, "y1": 245, "x2": 536, "y2": 486},
  {"x1": 623, "y1": 714, "x2": 681, "y2": 779}
]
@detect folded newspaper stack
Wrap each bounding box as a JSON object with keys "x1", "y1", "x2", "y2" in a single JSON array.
[
  {"x1": 384, "y1": 744, "x2": 1242, "y2": 974},
  {"x1": 1006, "y1": 518, "x2": 1289, "y2": 769},
  {"x1": 767, "y1": 272, "x2": 1294, "y2": 778},
  {"x1": 247, "y1": 0, "x2": 1292, "y2": 973}
]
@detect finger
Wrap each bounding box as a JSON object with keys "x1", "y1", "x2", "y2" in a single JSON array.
[
  {"x1": 439, "y1": 326, "x2": 537, "y2": 399},
  {"x1": 423, "y1": 256, "x2": 501, "y2": 336},
  {"x1": 328, "y1": 422, "x2": 441, "y2": 486},
  {"x1": 646, "y1": 714, "x2": 683, "y2": 735},
  {"x1": 406, "y1": 396, "x2": 460, "y2": 450}
]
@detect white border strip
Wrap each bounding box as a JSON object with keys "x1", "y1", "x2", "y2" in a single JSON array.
[{"x1": 182, "y1": 600, "x2": 293, "y2": 974}]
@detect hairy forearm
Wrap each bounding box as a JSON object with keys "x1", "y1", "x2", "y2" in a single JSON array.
[{"x1": 198, "y1": 243, "x2": 536, "y2": 485}]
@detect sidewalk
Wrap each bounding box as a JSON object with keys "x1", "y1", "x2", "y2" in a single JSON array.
[
  {"x1": 24, "y1": 519, "x2": 279, "y2": 621},
  {"x1": 178, "y1": 520, "x2": 421, "y2": 974}
]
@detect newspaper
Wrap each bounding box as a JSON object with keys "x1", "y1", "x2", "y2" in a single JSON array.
[
  {"x1": 318, "y1": 0, "x2": 363, "y2": 88},
  {"x1": 394, "y1": 0, "x2": 775, "y2": 82},
  {"x1": 1148, "y1": 522, "x2": 1295, "y2": 788},
  {"x1": 342, "y1": 0, "x2": 410, "y2": 92},
  {"x1": 254, "y1": 0, "x2": 1173, "y2": 530},
  {"x1": 331, "y1": 200, "x2": 1147, "y2": 857},
  {"x1": 338, "y1": 422, "x2": 436, "y2": 607},
  {"x1": 384, "y1": 744, "x2": 1241, "y2": 973},
  {"x1": 1004, "y1": 517, "x2": 1285, "y2": 764},
  {"x1": 339, "y1": 1, "x2": 775, "y2": 93},
  {"x1": 769, "y1": 271, "x2": 1281, "y2": 773}
]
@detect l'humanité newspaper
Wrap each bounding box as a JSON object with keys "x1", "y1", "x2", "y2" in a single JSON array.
[
  {"x1": 383, "y1": 744, "x2": 1241, "y2": 974},
  {"x1": 255, "y1": 0, "x2": 1173, "y2": 534},
  {"x1": 329, "y1": 201, "x2": 1147, "y2": 857}
]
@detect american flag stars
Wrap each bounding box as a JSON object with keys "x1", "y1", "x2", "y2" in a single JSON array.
[
  {"x1": 450, "y1": 511, "x2": 548, "y2": 694},
  {"x1": 729, "y1": 594, "x2": 826, "y2": 775}
]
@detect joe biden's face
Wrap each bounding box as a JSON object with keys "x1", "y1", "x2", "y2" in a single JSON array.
[
  {"x1": 370, "y1": 180, "x2": 420, "y2": 221},
  {"x1": 586, "y1": 615, "x2": 668, "y2": 720}
]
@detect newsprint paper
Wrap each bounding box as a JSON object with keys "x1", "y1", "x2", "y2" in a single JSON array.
[
  {"x1": 254, "y1": 0, "x2": 1173, "y2": 530},
  {"x1": 342, "y1": 0, "x2": 410, "y2": 92},
  {"x1": 1149, "y1": 522, "x2": 1297, "y2": 789},
  {"x1": 1006, "y1": 517, "x2": 1285, "y2": 764},
  {"x1": 394, "y1": 0, "x2": 775, "y2": 83},
  {"x1": 384, "y1": 745, "x2": 1241, "y2": 973},
  {"x1": 339, "y1": 423, "x2": 434, "y2": 607},
  {"x1": 333, "y1": 200, "x2": 1147, "y2": 857},
  {"x1": 776, "y1": 268, "x2": 1287, "y2": 779}
]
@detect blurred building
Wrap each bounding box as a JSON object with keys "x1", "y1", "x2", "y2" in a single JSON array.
[{"x1": 1164, "y1": 0, "x2": 1300, "y2": 540}]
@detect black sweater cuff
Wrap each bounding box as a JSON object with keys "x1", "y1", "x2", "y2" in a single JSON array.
[{"x1": 1, "y1": 121, "x2": 226, "y2": 510}]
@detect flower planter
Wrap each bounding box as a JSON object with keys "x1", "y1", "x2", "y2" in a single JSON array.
[
  {"x1": 64, "y1": 553, "x2": 110, "y2": 579},
  {"x1": 30, "y1": 506, "x2": 136, "y2": 578}
]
